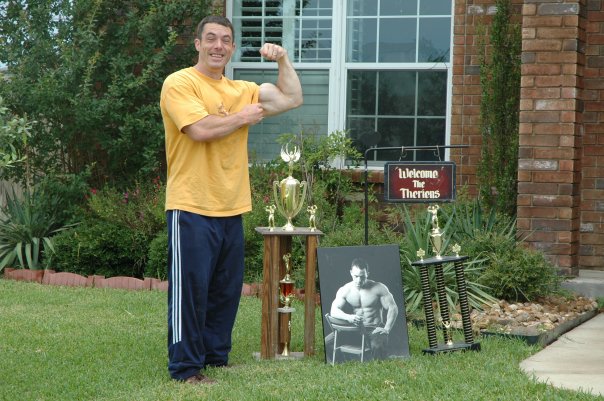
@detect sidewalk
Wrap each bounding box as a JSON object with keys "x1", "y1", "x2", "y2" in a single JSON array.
[{"x1": 520, "y1": 313, "x2": 604, "y2": 397}]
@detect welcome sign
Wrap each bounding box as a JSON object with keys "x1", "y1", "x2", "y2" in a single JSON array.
[{"x1": 384, "y1": 162, "x2": 456, "y2": 202}]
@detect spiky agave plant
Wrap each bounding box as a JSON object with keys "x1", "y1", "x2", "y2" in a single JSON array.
[{"x1": 0, "y1": 189, "x2": 72, "y2": 270}]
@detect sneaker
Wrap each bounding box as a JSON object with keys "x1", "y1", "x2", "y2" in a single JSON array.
[{"x1": 184, "y1": 374, "x2": 216, "y2": 385}]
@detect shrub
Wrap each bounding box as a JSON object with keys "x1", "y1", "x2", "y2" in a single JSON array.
[
  {"x1": 479, "y1": 245, "x2": 562, "y2": 302},
  {"x1": 146, "y1": 230, "x2": 168, "y2": 280},
  {"x1": 51, "y1": 218, "x2": 147, "y2": 278},
  {"x1": 50, "y1": 180, "x2": 165, "y2": 278}
]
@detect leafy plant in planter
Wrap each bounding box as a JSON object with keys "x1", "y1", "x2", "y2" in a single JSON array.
[{"x1": 0, "y1": 189, "x2": 72, "y2": 271}]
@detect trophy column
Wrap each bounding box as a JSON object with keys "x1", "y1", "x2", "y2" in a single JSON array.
[
  {"x1": 412, "y1": 255, "x2": 481, "y2": 354},
  {"x1": 255, "y1": 227, "x2": 323, "y2": 359}
]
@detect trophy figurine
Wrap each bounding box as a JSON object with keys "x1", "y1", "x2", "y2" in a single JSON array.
[
  {"x1": 273, "y1": 145, "x2": 307, "y2": 231},
  {"x1": 442, "y1": 319, "x2": 454, "y2": 346},
  {"x1": 427, "y1": 205, "x2": 443, "y2": 259},
  {"x1": 277, "y1": 253, "x2": 295, "y2": 313},
  {"x1": 307, "y1": 204, "x2": 317, "y2": 231},
  {"x1": 416, "y1": 248, "x2": 425, "y2": 262},
  {"x1": 265, "y1": 204, "x2": 276, "y2": 231},
  {"x1": 452, "y1": 243, "x2": 461, "y2": 257}
]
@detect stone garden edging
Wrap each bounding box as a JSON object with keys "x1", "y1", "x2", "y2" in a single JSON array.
[{"x1": 1, "y1": 268, "x2": 314, "y2": 302}]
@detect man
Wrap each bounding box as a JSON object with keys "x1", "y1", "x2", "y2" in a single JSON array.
[
  {"x1": 330, "y1": 258, "x2": 399, "y2": 360},
  {"x1": 160, "y1": 15, "x2": 302, "y2": 384}
]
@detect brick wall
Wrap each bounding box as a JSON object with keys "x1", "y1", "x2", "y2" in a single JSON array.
[
  {"x1": 581, "y1": 0, "x2": 604, "y2": 270},
  {"x1": 517, "y1": 0, "x2": 586, "y2": 275}
]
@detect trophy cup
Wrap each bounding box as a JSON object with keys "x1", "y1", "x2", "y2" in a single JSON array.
[
  {"x1": 427, "y1": 205, "x2": 443, "y2": 259},
  {"x1": 273, "y1": 145, "x2": 307, "y2": 231},
  {"x1": 277, "y1": 253, "x2": 295, "y2": 357}
]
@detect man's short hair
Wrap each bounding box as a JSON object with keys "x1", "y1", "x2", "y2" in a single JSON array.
[
  {"x1": 196, "y1": 15, "x2": 235, "y2": 41},
  {"x1": 350, "y1": 258, "x2": 369, "y2": 272}
]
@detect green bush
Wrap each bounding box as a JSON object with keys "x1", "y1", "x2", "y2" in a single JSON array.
[
  {"x1": 51, "y1": 218, "x2": 147, "y2": 278},
  {"x1": 145, "y1": 230, "x2": 168, "y2": 280},
  {"x1": 50, "y1": 180, "x2": 166, "y2": 278},
  {"x1": 479, "y1": 245, "x2": 562, "y2": 302}
]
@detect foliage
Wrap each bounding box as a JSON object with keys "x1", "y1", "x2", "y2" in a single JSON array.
[
  {"x1": 479, "y1": 243, "x2": 562, "y2": 302},
  {"x1": 0, "y1": 189, "x2": 72, "y2": 270},
  {"x1": 50, "y1": 179, "x2": 165, "y2": 278},
  {"x1": 51, "y1": 217, "x2": 148, "y2": 278},
  {"x1": 0, "y1": 96, "x2": 33, "y2": 173},
  {"x1": 146, "y1": 229, "x2": 168, "y2": 280},
  {"x1": 477, "y1": 0, "x2": 521, "y2": 216},
  {"x1": 86, "y1": 178, "x2": 165, "y2": 239},
  {"x1": 0, "y1": 0, "x2": 215, "y2": 189}
]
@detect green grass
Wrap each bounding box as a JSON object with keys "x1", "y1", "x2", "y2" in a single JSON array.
[{"x1": 1, "y1": 280, "x2": 602, "y2": 401}]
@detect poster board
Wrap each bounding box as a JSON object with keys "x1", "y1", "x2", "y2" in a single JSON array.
[{"x1": 317, "y1": 244, "x2": 410, "y2": 364}]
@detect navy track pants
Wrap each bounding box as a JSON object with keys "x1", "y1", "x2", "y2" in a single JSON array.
[{"x1": 167, "y1": 210, "x2": 245, "y2": 380}]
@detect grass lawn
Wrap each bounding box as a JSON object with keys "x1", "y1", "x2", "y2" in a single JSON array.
[{"x1": 1, "y1": 279, "x2": 602, "y2": 401}]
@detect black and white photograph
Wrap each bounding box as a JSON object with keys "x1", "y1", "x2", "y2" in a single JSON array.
[{"x1": 317, "y1": 244, "x2": 410, "y2": 365}]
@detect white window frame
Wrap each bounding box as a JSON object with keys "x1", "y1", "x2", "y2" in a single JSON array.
[{"x1": 226, "y1": 0, "x2": 455, "y2": 166}]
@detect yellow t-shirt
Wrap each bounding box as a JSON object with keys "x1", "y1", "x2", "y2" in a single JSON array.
[{"x1": 160, "y1": 67, "x2": 259, "y2": 217}]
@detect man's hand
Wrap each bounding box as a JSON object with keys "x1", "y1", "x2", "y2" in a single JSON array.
[
  {"x1": 372, "y1": 327, "x2": 390, "y2": 336},
  {"x1": 238, "y1": 103, "x2": 264, "y2": 126},
  {"x1": 348, "y1": 313, "x2": 363, "y2": 326},
  {"x1": 259, "y1": 43, "x2": 286, "y2": 61}
]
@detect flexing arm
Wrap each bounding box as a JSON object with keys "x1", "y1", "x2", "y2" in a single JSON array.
[
  {"x1": 182, "y1": 103, "x2": 264, "y2": 142},
  {"x1": 258, "y1": 43, "x2": 303, "y2": 116}
]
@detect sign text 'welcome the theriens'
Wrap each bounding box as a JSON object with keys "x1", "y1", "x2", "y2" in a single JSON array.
[{"x1": 384, "y1": 162, "x2": 456, "y2": 203}]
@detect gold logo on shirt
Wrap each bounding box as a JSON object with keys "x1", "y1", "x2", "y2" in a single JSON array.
[{"x1": 218, "y1": 102, "x2": 229, "y2": 116}]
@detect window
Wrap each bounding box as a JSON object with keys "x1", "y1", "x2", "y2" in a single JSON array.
[{"x1": 228, "y1": 0, "x2": 452, "y2": 164}]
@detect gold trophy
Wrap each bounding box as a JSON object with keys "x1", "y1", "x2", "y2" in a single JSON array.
[
  {"x1": 441, "y1": 318, "x2": 454, "y2": 346},
  {"x1": 265, "y1": 204, "x2": 276, "y2": 232},
  {"x1": 278, "y1": 253, "x2": 295, "y2": 357},
  {"x1": 277, "y1": 253, "x2": 295, "y2": 313},
  {"x1": 273, "y1": 145, "x2": 307, "y2": 231},
  {"x1": 451, "y1": 243, "x2": 461, "y2": 257},
  {"x1": 307, "y1": 204, "x2": 317, "y2": 232},
  {"x1": 427, "y1": 205, "x2": 443, "y2": 259}
]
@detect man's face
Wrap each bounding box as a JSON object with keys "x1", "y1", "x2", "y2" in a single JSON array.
[
  {"x1": 350, "y1": 266, "x2": 368, "y2": 289},
  {"x1": 195, "y1": 23, "x2": 235, "y2": 74}
]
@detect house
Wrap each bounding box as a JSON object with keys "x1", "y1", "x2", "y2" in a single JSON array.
[{"x1": 214, "y1": 0, "x2": 600, "y2": 275}]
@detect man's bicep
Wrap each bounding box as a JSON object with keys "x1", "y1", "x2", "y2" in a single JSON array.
[{"x1": 258, "y1": 82, "x2": 288, "y2": 115}]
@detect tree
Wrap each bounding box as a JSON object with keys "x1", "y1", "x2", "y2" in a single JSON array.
[
  {"x1": 0, "y1": 96, "x2": 33, "y2": 176},
  {"x1": 0, "y1": 0, "x2": 214, "y2": 188},
  {"x1": 477, "y1": 0, "x2": 521, "y2": 216}
]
